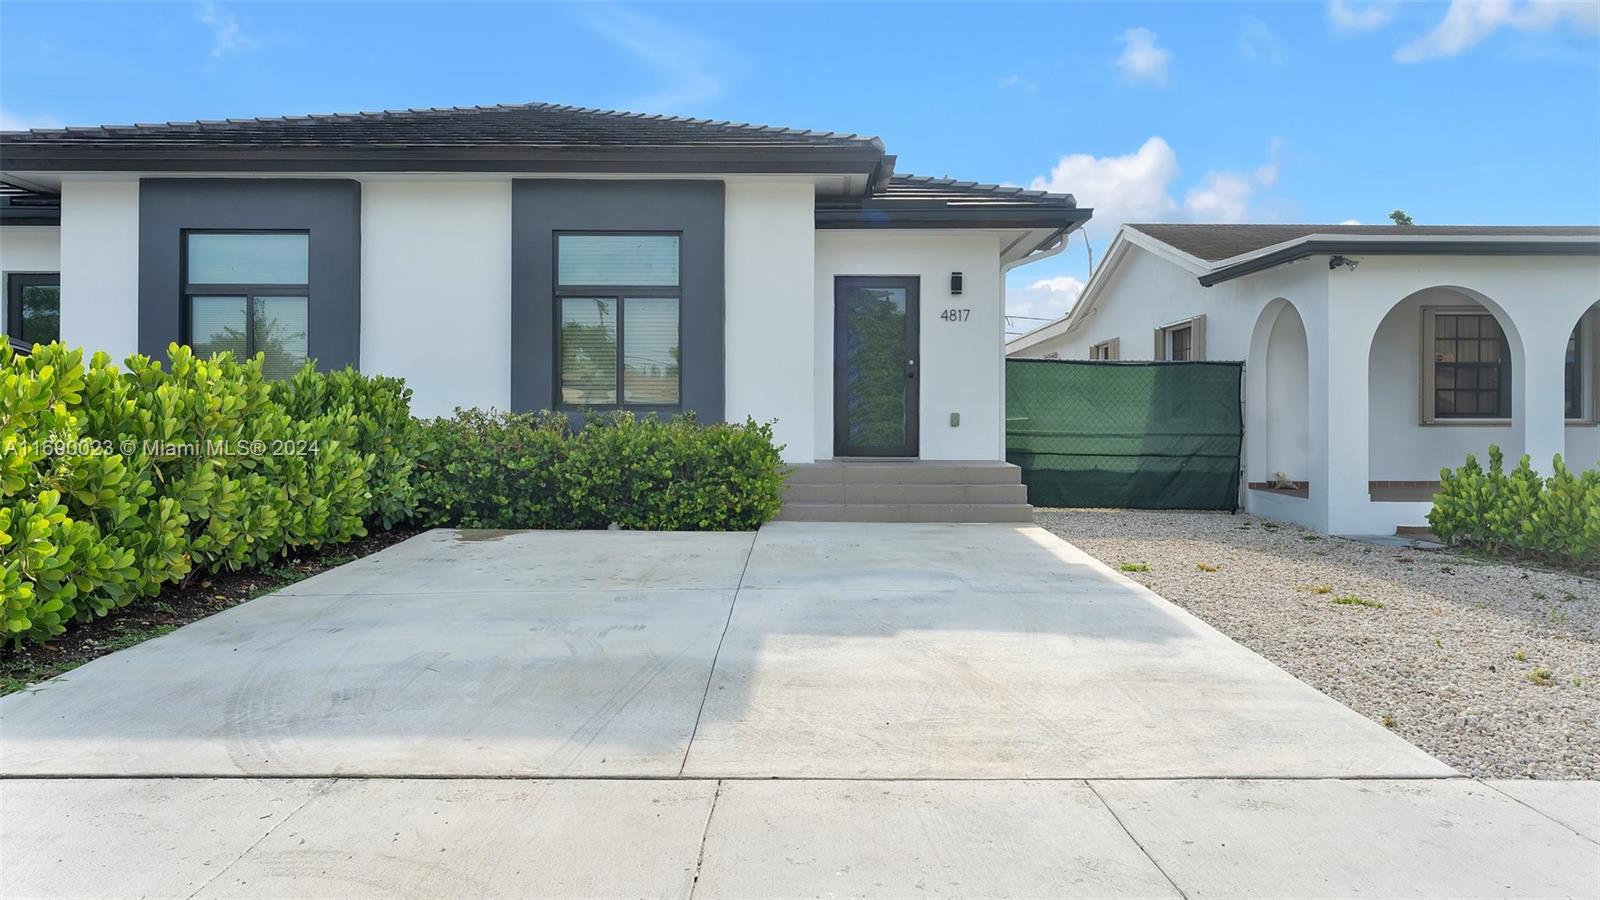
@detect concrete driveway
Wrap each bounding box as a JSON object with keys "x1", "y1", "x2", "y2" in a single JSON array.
[{"x1": 2, "y1": 523, "x2": 1596, "y2": 898}]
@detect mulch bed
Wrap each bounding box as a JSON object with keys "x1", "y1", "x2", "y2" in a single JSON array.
[{"x1": 1, "y1": 527, "x2": 422, "y2": 695}]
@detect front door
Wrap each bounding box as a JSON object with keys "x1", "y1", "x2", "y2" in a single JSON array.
[{"x1": 834, "y1": 276, "x2": 919, "y2": 457}]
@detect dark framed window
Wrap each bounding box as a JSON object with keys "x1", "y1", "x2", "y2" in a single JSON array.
[
  {"x1": 554, "y1": 233, "x2": 681, "y2": 408},
  {"x1": 1433, "y1": 312, "x2": 1510, "y2": 418},
  {"x1": 182, "y1": 231, "x2": 309, "y2": 380},
  {"x1": 1168, "y1": 325, "x2": 1193, "y2": 361},
  {"x1": 1566, "y1": 323, "x2": 1583, "y2": 420},
  {"x1": 6, "y1": 273, "x2": 60, "y2": 346}
]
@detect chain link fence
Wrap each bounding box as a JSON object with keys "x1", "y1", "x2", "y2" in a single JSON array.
[{"x1": 1006, "y1": 359, "x2": 1243, "y2": 510}]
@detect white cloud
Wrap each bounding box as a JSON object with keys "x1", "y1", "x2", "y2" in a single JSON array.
[
  {"x1": 1007, "y1": 275, "x2": 1087, "y2": 325},
  {"x1": 1029, "y1": 137, "x2": 1180, "y2": 241},
  {"x1": 197, "y1": 1, "x2": 258, "y2": 60},
  {"x1": 1115, "y1": 27, "x2": 1172, "y2": 86},
  {"x1": 1184, "y1": 172, "x2": 1256, "y2": 223},
  {"x1": 1027, "y1": 136, "x2": 1284, "y2": 243},
  {"x1": 0, "y1": 109, "x2": 62, "y2": 132},
  {"x1": 1327, "y1": 1, "x2": 1395, "y2": 33},
  {"x1": 1239, "y1": 18, "x2": 1286, "y2": 64},
  {"x1": 998, "y1": 74, "x2": 1039, "y2": 93},
  {"x1": 1341, "y1": 218, "x2": 1362, "y2": 225},
  {"x1": 1396, "y1": 0, "x2": 1600, "y2": 62},
  {"x1": 581, "y1": 7, "x2": 728, "y2": 111}
]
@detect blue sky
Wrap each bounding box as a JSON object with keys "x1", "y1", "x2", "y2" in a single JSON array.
[{"x1": 3, "y1": 1, "x2": 1597, "y2": 333}]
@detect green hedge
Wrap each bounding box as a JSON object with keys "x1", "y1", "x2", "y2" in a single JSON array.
[
  {"x1": 412, "y1": 409, "x2": 787, "y2": 531},
  {"x1": 3, "y1": 341, "x2": 787, "y2": 648},
  {"x1": 1, "y1": 343, "x2": 418, "y2": 646},
  {"x1": 1429, "y1": 445, "x2": 1600, "y2": 566}
]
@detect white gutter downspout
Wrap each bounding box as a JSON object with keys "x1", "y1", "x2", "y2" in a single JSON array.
[{"x1": 997, "y1": 227, "x2": 1075, "y2": 455}]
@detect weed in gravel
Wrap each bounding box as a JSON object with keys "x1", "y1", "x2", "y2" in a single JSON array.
[
  {"x1": 1550, "y1": 606, "x2": 1567, "y2": 626},
  {"x1": 1561, "y1": 591, "x2": 1579, "y2": 603},
  {"x1": 1260, "y1": 521, "x2": 1280, "y2": 531},
  {"x1": 1574, "y1": 676, "x2": 1585, "y2": 687},
  {"x1": 1440, "y1": 565, "x2": 1455, "y2": 575},
  {"x1": 1434, "y1": 638, "x2": 1443, "y2": 649},
  {"x1": 1514, "y1": 648, "x2": 1528, "y2": 662},
  {"x1": 1533, "y1": 591, "x2": 1549, "y2": 600},
  {"x1": 1196, "y1": 562, "x2": 1219, "y2": 572},
  {"x1": 1333, "y1": 594, "x2": 1384, "y2": 609},
  {"x1": 1306, "y1": 584, "x2": 1334, "y2": 594},
  {"x1": 1118, "y1": 562, "x2": 1150, "y2": 573},
  {"x1": 1381, "y1": 714, "x2": 1398, "y2": 728},
  {"x1": 1301, "y1": 535, "x2": 1320, "y2": 542},
  {"x1": 1527, "y1": 667, "x2": 1555, "y2": 685}
]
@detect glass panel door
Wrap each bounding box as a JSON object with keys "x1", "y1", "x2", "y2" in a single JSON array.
[{"x1": 834, "y1": 277, "x2": 919, "y2": 457}]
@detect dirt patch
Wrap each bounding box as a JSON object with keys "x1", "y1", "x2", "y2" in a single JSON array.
[{"x1": 1, "y1": 527, "x2": 422, "y2": 696}]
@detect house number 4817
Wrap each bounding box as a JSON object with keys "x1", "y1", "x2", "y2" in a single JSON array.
[{"x1": 939, "y1": 308, "x2": 971, "y2": 322}]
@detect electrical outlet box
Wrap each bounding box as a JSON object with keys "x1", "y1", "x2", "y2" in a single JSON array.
[{"x1": 949, "y1": 412, "x2": 960, "y2": 427}]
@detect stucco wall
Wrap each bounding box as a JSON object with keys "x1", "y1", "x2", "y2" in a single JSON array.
[
  {"x1": 1366, "y1": 288, "x2": 1518, "y2": 481},
  {"x1": 725, "y1": 182, "x2": 816, "y2": 463},
  {"x1": 815, "y1": 230, "x2": 1005, "y2": 460},
  {"x1": 59, "y1": 181, "x2": 140, "y2": 362},
  {"x1": 1015, "y1": 248, "x2": 1216, "y2": 361},
  {"x1": 0, "y1": 226, "x2": 60, "y2": 336},
  {"x1": 1263, "y1": 302, "x2": 1310, "y2": 481},
  {"x1": 360, "y1": 181, "x2": 512, "y2": 418}
]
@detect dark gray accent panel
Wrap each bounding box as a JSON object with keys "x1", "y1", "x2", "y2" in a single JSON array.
[
  {"x1": 512, "y1": 180, "x2": 724, "y2": 420},
  {"x1": 138, "y1": 179, "x2": 360, "y2": 369}
]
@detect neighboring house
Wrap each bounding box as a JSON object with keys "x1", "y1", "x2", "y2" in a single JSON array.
[
  {"x1": 0, "y1": 102, "x2": 1089, "y2": 520},
  {"x1": 1007, "y1": 223, "x2": 1600, "y2": 535}
]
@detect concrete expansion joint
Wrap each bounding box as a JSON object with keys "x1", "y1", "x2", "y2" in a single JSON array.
[
  {"x1": 686, "y1": 780, "x2": 724, "y2": 900},
  {"x1": 1085, "y1": 780, "x2": 1190, "y2": 900},
  {"x1": 180, "y1": 777, "x2": 337, "y2": 900}
]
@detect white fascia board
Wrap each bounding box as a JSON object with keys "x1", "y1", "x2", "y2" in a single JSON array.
[
  {"x1": 1203, "y1": 231, "x2": 1600, "y2": 273},
  {"x1": 1006, "y1": 229, "x2": 1138, "y2": 353},
  {"x1": 1119, "y1": 226, "x2": 1213, "y2": 274}
]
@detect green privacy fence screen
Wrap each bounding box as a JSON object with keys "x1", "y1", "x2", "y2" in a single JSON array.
[{"x1": 1006, "y1": 359, "x2": 1243, "y2": 510}]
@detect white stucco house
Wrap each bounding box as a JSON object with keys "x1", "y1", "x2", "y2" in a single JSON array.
[
  {"x1": 1, "y1": 103, "x2": 1091, "y2": 521},
  {"x1": 1007, "y1": 223, "x2": 1600, "y2": 535}
]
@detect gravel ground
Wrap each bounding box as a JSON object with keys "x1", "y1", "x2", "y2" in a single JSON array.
[{"x1": 1035, "y1": 508, "x2": 1600, "y2": 780}]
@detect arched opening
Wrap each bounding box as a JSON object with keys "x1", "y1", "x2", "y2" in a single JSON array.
[
  {"x1": 1565, "y1": 300, "x2": 1600, "y2": 471},
  {"x1": 1246, "y1": 298, "x2": 1309, "y2": 493},
  {"x1": 1367, "y1": 286, "x2": 1523, "y2": 492}
]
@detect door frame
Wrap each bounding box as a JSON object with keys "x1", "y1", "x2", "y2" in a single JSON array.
[{"x1": 833, "y1": 275, "x2": 920, "y2": 457}]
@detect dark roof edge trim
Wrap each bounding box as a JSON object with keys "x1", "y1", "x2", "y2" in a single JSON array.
[
  {"x1": 0, "y1": 144, "x2": 886, "y2": 175},
  {"x1": 816, "y1": 207, "x2": 1092, "y2": 231},
  {"x1": 0, "y1": 214, "x2": 60, "y2": 226},
  {"x1": 1198, "y1": 237, "x2": 1600, "y2": 287}
]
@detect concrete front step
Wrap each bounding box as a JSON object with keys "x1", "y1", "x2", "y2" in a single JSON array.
[
  {"x1": 780, "y1": 460, "x2": 1032, "y2": 523},
  {"x1": 776, "y1": 502, "x2": 1035, "y2": 523},
  {"x1": 786, "y1": 460, "x2": 1023, "y2": 486},
  {"x1": 784, "y1": 482, "x2": 1028, "y2": 505}
]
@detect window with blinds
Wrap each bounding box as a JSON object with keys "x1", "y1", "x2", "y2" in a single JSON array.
[{"x1": 555, "y1": 234, "x2": 681, "y2": 408}]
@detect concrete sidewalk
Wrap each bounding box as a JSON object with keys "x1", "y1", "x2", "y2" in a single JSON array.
[
  {"x1": 2, "y1": 523, "x2": 1595, "y2": 897},
  {"x1": 1, "y1": 777, "x2": 1594, "y2": 898}
]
